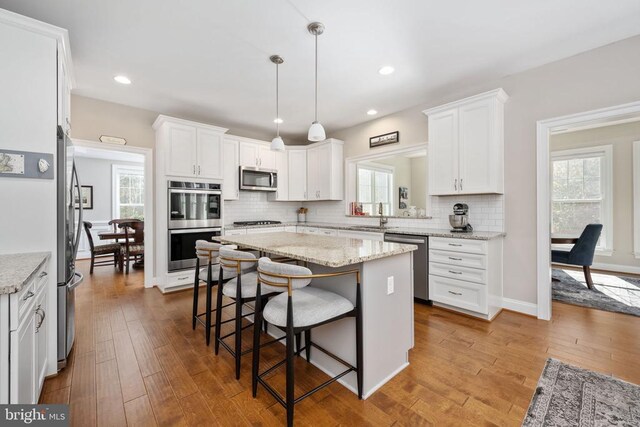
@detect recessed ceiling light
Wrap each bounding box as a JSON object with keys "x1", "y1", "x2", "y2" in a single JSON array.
[
  {"x1": 367, "y1": 109, "x2": 378, "y2": 115},
  {"x1": 378, "y1": 66, "x2": 394, "y2": 75},
  {"x1": 114, "y1": 75, "x2": 131, "y2": 85},
  {"x1": 273, "y1": 118, "x2": 283, "y2": 124}
]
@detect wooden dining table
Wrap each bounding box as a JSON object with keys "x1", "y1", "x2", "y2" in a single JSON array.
[{"x1": 551, "y1": 237, "x2": 578, "y2": 244}]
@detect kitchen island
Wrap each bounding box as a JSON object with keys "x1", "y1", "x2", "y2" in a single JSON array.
[{"x1": 217, "y1": 232, "x2": 417, "y2": 398}]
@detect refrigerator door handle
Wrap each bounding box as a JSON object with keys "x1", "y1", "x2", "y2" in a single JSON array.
[
  {"x1": 68, "y1": 272, "x2": 84, "y2": 291},
  {"x1": 72, "y1": 162, "x2": 83, "y2": 258}
]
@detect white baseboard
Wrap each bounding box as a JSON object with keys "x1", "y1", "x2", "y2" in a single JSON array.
[
  {"x1": 502, "y1": 297, "x2": 538, "y2": 317},
  {"x1": 591, "y1": 262, "x2": 640, "y2": 275}
]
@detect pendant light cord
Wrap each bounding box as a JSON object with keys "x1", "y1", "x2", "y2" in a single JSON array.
[
  {"x1": 314, "y1": 33, "x2": 318, "y2": 123},
  {"x1": 276, "y1": 62, "x2": 280, "y2": 137}
]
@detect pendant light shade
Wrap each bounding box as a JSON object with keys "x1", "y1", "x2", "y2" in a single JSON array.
[
  {"x1": 308, "y1": 22, "x2": 326, "y2": 142},
  {"x1": 270, "y1": 55, "x2": 285, "y2": 152}
]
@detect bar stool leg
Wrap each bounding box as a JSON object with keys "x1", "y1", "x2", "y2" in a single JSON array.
[
  {"x1": 205, "y1": 263, "x2": 213, "y2": 346},
  {"x1": 214, "y1": 268, "x2": 224, "y2": 356},
  {"x1": 295, "y1": 333, "x2": 302, "y2": 355},
  {"x1": 251, "y1": 288, "x2": 263, "y2": 397},
  {"x1": 356, "y1": 281, "x2": 363, "y2": 399},
  {"x1": 285, "y1": 296, "x2": 295, "y2": 427},
  {"x1": 192, "y1": 259, "x2": 200, "y2": 330},
  {"x1": 304, "y1": 329, "x2": 311, "y2": 362},
  {"x1": 234, "y1": 274, "x2": 243, "y2": 379}
]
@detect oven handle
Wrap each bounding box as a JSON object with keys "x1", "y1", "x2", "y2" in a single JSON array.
[
  {"x1": 169, "y1": 189, "x2": 222, "y2": 196},
  {"x1": 169, "y1": 228, "x2": 222, "y2": 235}
]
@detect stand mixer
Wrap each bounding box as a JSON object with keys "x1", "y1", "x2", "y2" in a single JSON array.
[{"x1": 449, "y1": 203, "x2": 473, "y2": 232}]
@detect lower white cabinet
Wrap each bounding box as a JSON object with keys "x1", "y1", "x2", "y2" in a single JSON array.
[
  {"x1": 428, "y1": 236, "x2": 502, "y2": 320},
  {"x1": 2, "y1": 260, "x2": 49, "y2": 404},
  {"x1": 246, "y1": 227, "x2": 284, "y2": 234},
  {"x1": 337, "y1": 230, "x2": 384, "y2": 241}
]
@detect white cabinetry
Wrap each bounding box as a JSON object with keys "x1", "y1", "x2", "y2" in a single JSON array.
[
  {"x1": 306, "y1": 139, "x2": 344, "y2": 200},
  {"x1": 239, "y1": 141, "x2": 276, "y2": 169},
  {"x1": 288, "y1": 149, "x2": 308, "y2": 201},
  {"x1": 423, "y1": 89, "x2": 507, "y2": 195},
  {"x1": 428, "y1": 237, "x2": 502, "y2": 320},
  {"x1": 1, "y1": 259, "x2": 49, "y2": 404},
  {"x1": 270, "y1": 150, "x2": 289, "y2": 201},
  {"x1": 153, "y1": 115, "x2": 228, "y2": 180},
  {"x1": 223, "y1": 138, "x2": 240, "y2": 200}
]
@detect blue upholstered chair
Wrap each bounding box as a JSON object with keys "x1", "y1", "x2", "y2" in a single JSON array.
[{"x1": 552, "y1": 224, "x2": 603, "y2": 289}]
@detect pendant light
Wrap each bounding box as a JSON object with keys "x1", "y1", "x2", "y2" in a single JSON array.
[
  {"x1": 270, "y1": 55, "x2": 285, "y2": 151},
  {"x1": 307, "y1": 22, "x2": 326, "y2": 142}
]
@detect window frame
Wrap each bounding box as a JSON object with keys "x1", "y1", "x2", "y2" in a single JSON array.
[
  {"x1": 112, "y1": 164, "x2": 145, "y2": 220},
  {"x1": 356, "y1": 162, "x2": 394, "y2": 216},
  {"x1": 550, "y1": 144, "x2": 613, "y2": 255}
]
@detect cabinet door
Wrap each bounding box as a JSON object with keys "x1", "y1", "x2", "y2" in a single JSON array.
[
  {"x1": 11, "y1": 313, "x2": 36, "y2": 403},
  {"x1": 258, "y1": 146, "x2": 276, "y2": 170},
  {"x1": 196, "y1": 129, "x2": 223, "y2": 179},
  {"x1": 314, "y1": 144, "x2": 332, "y2": 199},
  {"x1": 239, "y1": 142, "x2": 259, "y2": 167},
  {"x1": 167, "y1": 124, "x2": 197, "y2": 177},
  {"x1": 57, "y1": 55, "x2": 70, "y2": 134},
  {"x1": 458, "y1": 98, "x2": 496, "y2": 194},
  {"x1": 272, "y1": 150, "x2": 288, "y2": 200},
  {"x1": 223, "y1": 139, "x2": 239, "y2": 200},
  {"x1": 34, "y1": 288, "x2": 47, "y2": 394},
  {"x1": 306, "y1": 147, "x2": 320, "y2": 199},
  {"x1": 427, "y1": 109, "x2": 459, "y2": 195},
  {"x1": 288, "y1": 150, "x2": 307, "y2": 200}
]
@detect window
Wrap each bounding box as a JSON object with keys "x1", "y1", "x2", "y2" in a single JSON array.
[
  {"x1": 551, "y1": 145, "x2": 612, "y2": 253},
  {"x1": 112, "y1": 165, "x2": 145, "y2": 220},
  {"x1": 357, "y1": 164, "x2": 393, "y2": 216}
]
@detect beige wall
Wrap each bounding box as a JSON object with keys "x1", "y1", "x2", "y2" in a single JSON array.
[
  {"x1": 411, "y1": 156, "x2": 427, "y2": 209},
  {"x1": 333, "y1": 35, "x2": 640, "y2": 305},
  {"x1": 551, "y1": 121, "x2": 640, "y2": 269}
]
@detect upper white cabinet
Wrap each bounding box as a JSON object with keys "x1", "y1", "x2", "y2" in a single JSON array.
[
  {"x1": 306, "y1": 139, "x2": 344, "y2": 201},
  {"x1": 269, "y1": 149, "x2": 289, "y2": 201},
  {"x1": 223, "y1": 138, "x2": 240, "y2": 200},
  {"x1": 287, "y1": 149, "x2": 307, "y2": 201},
  {"x1": 153, "y1": 116, "x2": 228, "y2": 179},
  {"x1": 423, "y1": 89, "x2": 507, "y2": 195},
  {"x1": 239, "y1": 141, "x2": 276, "y2": 169},
  {"x1": 57, "y1": 48, "x2": 72, "y2": 135}
]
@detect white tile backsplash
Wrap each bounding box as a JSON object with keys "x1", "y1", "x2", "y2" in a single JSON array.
[{"x1": 224, "y1": 191, "x2": 301, "y2": 224}]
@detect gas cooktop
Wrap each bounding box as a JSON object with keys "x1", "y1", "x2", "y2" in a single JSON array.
[{"x1": 233, "y1": 220, "x2": 282, "y2": 226}]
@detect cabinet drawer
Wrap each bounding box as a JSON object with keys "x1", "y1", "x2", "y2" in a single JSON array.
[
  {"x1": 429, "y1": 262, "x2": 486, "y2": 284},
  {"x1": 317, "y1": 228, "x2": 337, "y2": 236},
  {"x1": 429, "y1": 275, "x2": 487, "y2": 314},
  {"x1": 429, "y1": 249, "x2": 486, "y2": 270},
  {"x1": 430, "y1": 237, "x2": 487, "y2": 254}
]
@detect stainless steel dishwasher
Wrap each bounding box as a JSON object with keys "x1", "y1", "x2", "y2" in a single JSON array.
[{"x1": 383, "y1": 233, "x2": 431, "y2": 304}]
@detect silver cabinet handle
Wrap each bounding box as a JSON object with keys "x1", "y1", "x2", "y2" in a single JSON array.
[
  {"x1": 35, "y1": 305, "x2": 46, "y2": 333},
  {"x1": 198, "y1": 165, "x2": 201, "y2": 175},
  {"x1": 448, "y1": 257, "x2": 462, "y2": 261},
  {"x1": 177, "y1": 276, "x2": 190, "y2": 281},
  {"x1": 454, "y1": 178, "x2": 457, "y2": 191},
  {"x1": 39, "y1": 271, "x2": 48, "y2": 278},
  {"x1": 448, "y1": 270, "x2": 463, "y2": 275},
  {"x1": 304, "y1": 191, "x2": 307, "y2": 199},
  {"x1": 448, "y1": 291, "x2": 462, "y2": 296},
  {"x1": 460, "y1": 178, "x2": 463, "y2": 191},
  {"x1": 448, "y1": 243, "x2": 463, "y2": 247},
  {"x1": 22, "y1": 290, "x2": 35, "y2": 301},
  {"x1": 193, "y1": 165, "x2": 196, "y2": 174},
  {"x1": 236, "y1": 190, "x2": 239, "y2": 198}
]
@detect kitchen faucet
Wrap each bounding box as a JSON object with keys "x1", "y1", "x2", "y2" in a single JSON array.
[{"x1": 378, "y1": 202, "x2": 388, "y2": 228}]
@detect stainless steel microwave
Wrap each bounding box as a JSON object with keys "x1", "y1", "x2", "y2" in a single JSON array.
[{"x1": 239, "y1": 166, "x2": 277, "y2": 192}]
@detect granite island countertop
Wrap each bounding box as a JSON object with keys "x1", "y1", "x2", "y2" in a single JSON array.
[
  {"x1": 224, "y1": 222, "x2": 505, "y2": 240},
  {"x1": 218, "y1": 232, "x2": 417, "y2": 268},
  {"x1": 0, "y1": 252, "x2": 51, "y2": 295}
]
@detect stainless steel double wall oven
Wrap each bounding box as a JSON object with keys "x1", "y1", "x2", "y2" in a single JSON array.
[{"x1": 167, "y1": 181, "x2": 222, "y2": 271}]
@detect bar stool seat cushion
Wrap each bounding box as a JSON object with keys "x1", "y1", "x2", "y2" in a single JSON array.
[
  {"x1": 263, "y1": 287, "x2": 354, "y2": 328},
  {"x1": 198, "y1": 265, "x2": 239, "y2": 281},
  {"x1": 94, "y1": 243, "x2": 121, "y2": 254},
  {"x1": 222, "y1": 272, "x2": 259, "y2": 298}
]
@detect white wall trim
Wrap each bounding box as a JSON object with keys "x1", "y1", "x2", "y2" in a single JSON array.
[
  {"x1": 501, "y1": 298, "x2": 538, "y2": 317},
  {"x1": 633, "y1": 141, "x2": 640, "y2": 260},
  {"x1": 72, "y1": 139, "x2": 155, "y2": 287},
  {"x1": 536, "y1": 100, "x2": 640, "y2": 320}
]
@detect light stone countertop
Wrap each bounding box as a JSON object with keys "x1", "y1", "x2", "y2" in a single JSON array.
[
  {"x1": 0, "y1": 252, "x2": 51, "y2": 295},
  {"x1": 217, "y1": 232, "x2": 417, "y2": 268},
  {"x1": 224, "y1": 221, "x2": 505, "y2": 240}
]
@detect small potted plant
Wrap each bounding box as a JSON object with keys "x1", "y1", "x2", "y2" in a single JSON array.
[{"x1": 297, "y1": 207, "x2": 308, "y2": 223}]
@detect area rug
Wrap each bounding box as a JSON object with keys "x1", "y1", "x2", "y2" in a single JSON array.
[
  {"x1": 552, "y1": 269, "x2": 640, "y2": 317},
  {"x1": 523, "y1": 358, "x2": 640, "y2": 426}
]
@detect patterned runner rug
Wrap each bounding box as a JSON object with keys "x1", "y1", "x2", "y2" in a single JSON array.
[{"x1": 523, "y1": 359, "x2": 640, "y2": 426}]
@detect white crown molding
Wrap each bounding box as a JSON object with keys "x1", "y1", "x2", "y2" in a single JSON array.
[
  {"x1": 0, "y1": 8, "x2": 75, "y2": 87},
  {"x1": 421, "y1": 88, "x2": 509, "y2": 116},
  {"x1": 152, "y1": 114, "x2": 229, "y2": 133}
]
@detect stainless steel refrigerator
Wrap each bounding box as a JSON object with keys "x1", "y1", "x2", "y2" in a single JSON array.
[{"x1": 56, "y1": 125, "x2": 84, "y2": 370}]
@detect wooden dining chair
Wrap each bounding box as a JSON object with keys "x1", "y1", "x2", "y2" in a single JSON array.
[
  {"x1": 83, "y1": 221, "x2": 121, "y2": 274},
  {"x1": 119, "y1": 221, "x2": 144, "y2": 273}
]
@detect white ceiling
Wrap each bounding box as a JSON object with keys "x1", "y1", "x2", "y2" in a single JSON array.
[{"x1": 2, "y1": 0, "x2": 639, "y2": 142}]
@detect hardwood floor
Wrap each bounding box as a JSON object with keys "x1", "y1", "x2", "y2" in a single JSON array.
[{"x1": 41, "y1": 260, "x2": 640, "y2": 426}]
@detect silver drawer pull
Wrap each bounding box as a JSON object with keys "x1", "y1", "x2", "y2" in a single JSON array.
[
  {"x1": 39, "y1": 271, "x2": 48, "y2": 278},
  {"x1": 448, "y1": 291, "x2": 463, "y2": 296},
  {"x1": 448, "y1": 270, "x2": 463, "y2": 275},
  {"x1": 22, "y1": 290, "x2": 35, "y2": 301},
  {"x1": 177, "y1": 276, "x2": 190, "y2": 280},
  {"x1": 448, "y1": 257, "x2": 462, "y2": 261},
  {"x1": 448, "y1": 243, "x2": 463, "y2": 247}
]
